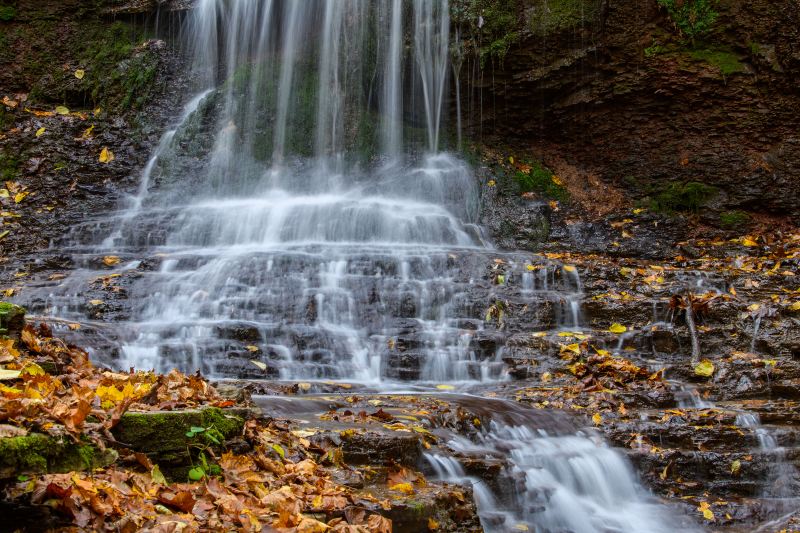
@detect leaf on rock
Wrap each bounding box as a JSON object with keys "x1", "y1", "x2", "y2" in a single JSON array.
[
  {"x1": 35, "y1": 127, "x2": 45, "y2": 137},
  {"x1": 694, "y1": 359, "x2": 715, "y2": 377},
  {"x1": 74, "y1": 69, "x2": 85, "y2": 80},
  {"x1": 55, "y1": 106, "x2": 70, "y2": 115},
  {"x1": 99, "y1": 147, "x2": 115, "y2": 164},
  {"x1": 608, "y1": 323, "x2": 627, "y2": 334}
]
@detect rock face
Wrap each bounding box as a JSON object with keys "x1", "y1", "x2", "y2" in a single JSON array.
[{"x1": 457, "y1": 0, "x2": 800, "y2": 220}]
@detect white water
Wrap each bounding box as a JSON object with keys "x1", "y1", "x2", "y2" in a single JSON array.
[{"x1": 426, "y1": 421, "x2": 688, "y2": 533}]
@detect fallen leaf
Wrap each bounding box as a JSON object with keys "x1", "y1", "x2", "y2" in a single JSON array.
[
  {"x1": 14, "y1": 191, "x2": 29, "y2": 204},
  {"x1": 694, "y1": 359, "x2": 715, "y2": 377},
  {"x1": 74, "y1": 69, "x2": 85, "y2": 80},
  {"x1": 251, "y1": 360, "x2": 267, "y2": 371},
  {"x1": 102, "y1": 255, "x2": 120, "y2": 266},
  {"x1": 35, "y1": 127, "x2": 45, "y2": 137},
  {"x1": 608, "y1": 323, "x2": 627, "y2": 334},
  {"x1": 99, "y1": 147, "x2": 115, "y2": 164},
  {"x1": 389, "y1": 482, "x2": 414, "y2": 495},
  {"x1": 730, "y1": 459, "x2": 741, "y2": 475},
  {"x1": 55, "y1": 105, "x2": 70, "y2": 115},
  {"x1": 435, "y1": 384, "x2": 455, "y2": 390},
  {"x1": 592, "y1": 413, "x2": 602, "y2": 425}
]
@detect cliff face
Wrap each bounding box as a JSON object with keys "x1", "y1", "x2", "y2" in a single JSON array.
[{"x1": 457, "y1": 0, "x2": 800, "y2": 221}]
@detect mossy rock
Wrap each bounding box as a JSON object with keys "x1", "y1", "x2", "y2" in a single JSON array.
[
  {"x1": 111, "y1": 407, "x2": 244, "y2": 457},
  {"x1": 0, "y1": 302, "x2": 25, "y2": 337},
  {"x1": 0, "y1": 433, "x2": 118, "y2": 479}
]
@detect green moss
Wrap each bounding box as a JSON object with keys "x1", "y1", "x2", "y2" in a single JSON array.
[
  {"x1": 512, "y1": 160, "x2": 569, "y2": 202},
  {"x1": 0, "y1": 302, "x2": 25, "y2": 336},
  {"x1": 528, "y1": 0, "x2": 600, "y2": 36},
  {"x1": 690, "y1": 49, "x2": 746, "y2": 76},
  {"x1": 719, "y1": 210, "x2": 751, "y2": 229},
  {"x1": 0, "y1": 434, "x2": 117, "y2": 478},
  {"x1": 0, "y1": 152, "x2": 20, "y2": 182},
  {"x1": 112, "y1": 407, "x2": 244, "y2": 455},
  {"x1": 0, "y1": 5, "x2": 15, "y2": 22},
  {"x1": 650, "y1": 181, "x2": 717, "y2": 213}
]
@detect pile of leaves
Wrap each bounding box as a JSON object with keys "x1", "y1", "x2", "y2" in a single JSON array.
[
  {"x1": 0, "y1": 321, "x2": 395, "y2": 532},
  {"x1": 0, "y1": 323, "x2": 224, "y2": 444}
]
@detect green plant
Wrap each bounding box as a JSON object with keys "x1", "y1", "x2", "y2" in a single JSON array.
[
  {"x1": 185, "y1": 425, "x2": 225, "y2": 481},
  {"x1": 451, "y1": 0, "x2": 520, "y2": 66},
  {"x1": 650, "y1": 181, "x2": 717, "y2": 213},
  {"x1": 656, "y1": 0, "x2": 718, "y2": 43}
]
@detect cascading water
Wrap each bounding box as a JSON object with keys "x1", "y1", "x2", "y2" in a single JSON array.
[{"x1": 19, "y1": 3, "x2": 694, "y2": 530}]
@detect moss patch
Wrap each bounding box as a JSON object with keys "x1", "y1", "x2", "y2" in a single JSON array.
[
  {"x1": 112, "y1": 407, "x2": 244, "y2": 456},
  {"x1": 690, "y1": 49, "x2": 746, "y2": 76},
  {"x1": 512, "y1": 160, "x2": 570, "y2": 202},
  {"x1": 0, "y1": 433, "x2": 117, "y2": 478},
  {"x1": 719, "y1": 210, "x2": 751, "y2": 229},
  {"x1": 650, "y1": 181, "x2": 717, "y2": 213},
  {"x1": 0, "y1": 302, "x2": 25, "y2": 336}
]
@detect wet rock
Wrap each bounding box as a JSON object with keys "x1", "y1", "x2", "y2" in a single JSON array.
[{"x1": 338, "y1": 430, "x2": 422, "y2": 467}]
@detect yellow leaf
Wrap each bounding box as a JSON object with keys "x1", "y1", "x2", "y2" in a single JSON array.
[
  {"x1": 251, "y1": 360, "x2": 267, "y2": 371},
  {"x1": 68, "y1": 323, "x2": 81, "y2": 331},
  {"x1": 487, "y1": 180, "x2": 496, "y2": 187},
  {"x1": 698, "y1": 501, "x2": 715, "y2": 521},
  {"x1": 55, "y1": 106, "x2": 70, "y2": 115},
  {"x1": 89, "y1": 299, "x2": 103, "y2": 306},
  {"x1": 102, "y1": 255, "x2": 121, "y2": 266},
  {"x1": 592, "y1": 413, "x2": 602, "y2": 425},
  {"x1": 428, "y1": 518, "x2": 439, "y2": 531},
  {"x1": 0, "y1": 230, "x2": 8, "y2": 240},
  {"x1": 81, "y1": 125, "x2": 95, "y2": 139},
  {"x1": 660, "y1": 464, "x2": 669, "y2": 480},
  {"x1": 99, "y1": 147, "x2": 115, "y2": 164},
  {"x1": 633, "y1": 208, "x2": 645, "y2": 215},
  {"x1": 563, "y1": 265, "x2": 577, "y2": 273},
  {"x1": 560, "y1": 343, "x2": 582, "y2": 355},
  {"x1": 747, "y1": 303, "x2": 760, "y2": 312},
  {"x1": 608, "y1": 323, "x2": 627, "y2": 334},
  {"x1": 526, "y1": 264, "x2": 536, "y2": 271},
  {"x1": 272, "y1": 443, "x2": 285, "y2": 459},
  {"x1": 512, "y1": 525, "x2": 529, "y2": 532},
  {"x1": 508, "y1": 156, "x2": 514, "y2": 164},
  {"x1": 551, "y1": 175, "x2": 564, "y2": 186},
  {"x1": 14, "y1": 191, "x2": 29, "y2": 204},
  {"x1": 74, "y1": 69, "x2": 85, "y2": 80},
  {"x1": 436, "y1": 384, "x2": 455, "y2": 390},
  {"x1": 741, "y1": 237, "x2": 758, "y2": 247},
  {"x1": 541, "y1": 372, "x2": 552, "y2": 383},
  {"x1": 0, "y1": 189, "x2": 8, "y2": 198},
  {"x1": 694, "y1": 359, "x2": 715, "y2": 377},
  {"x1": 532, "y1": 331, "x2": 547, "y2": 338},
  {"x1": 20, "y1": 362, "x2": 45, "y2": 377},
  {"x1": 389, "y1": 482, "x2": 414, "y2": 495},
  {"x1": 730, "y1": 459, "x2": 741, "y2": 475},
  {"x1": 35, "y1": 127, "x2": 45, "y2": 138},
  {"x1": 246, "y1": 345, "x2": 259, "y2": 353},
  {"x1": 788, "y1": 302, "x2": 800, "y2": 312}
]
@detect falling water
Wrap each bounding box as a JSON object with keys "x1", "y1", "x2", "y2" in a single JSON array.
[{"x1": 425, "y1": 420, "x2": 691, "y2": 533}]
